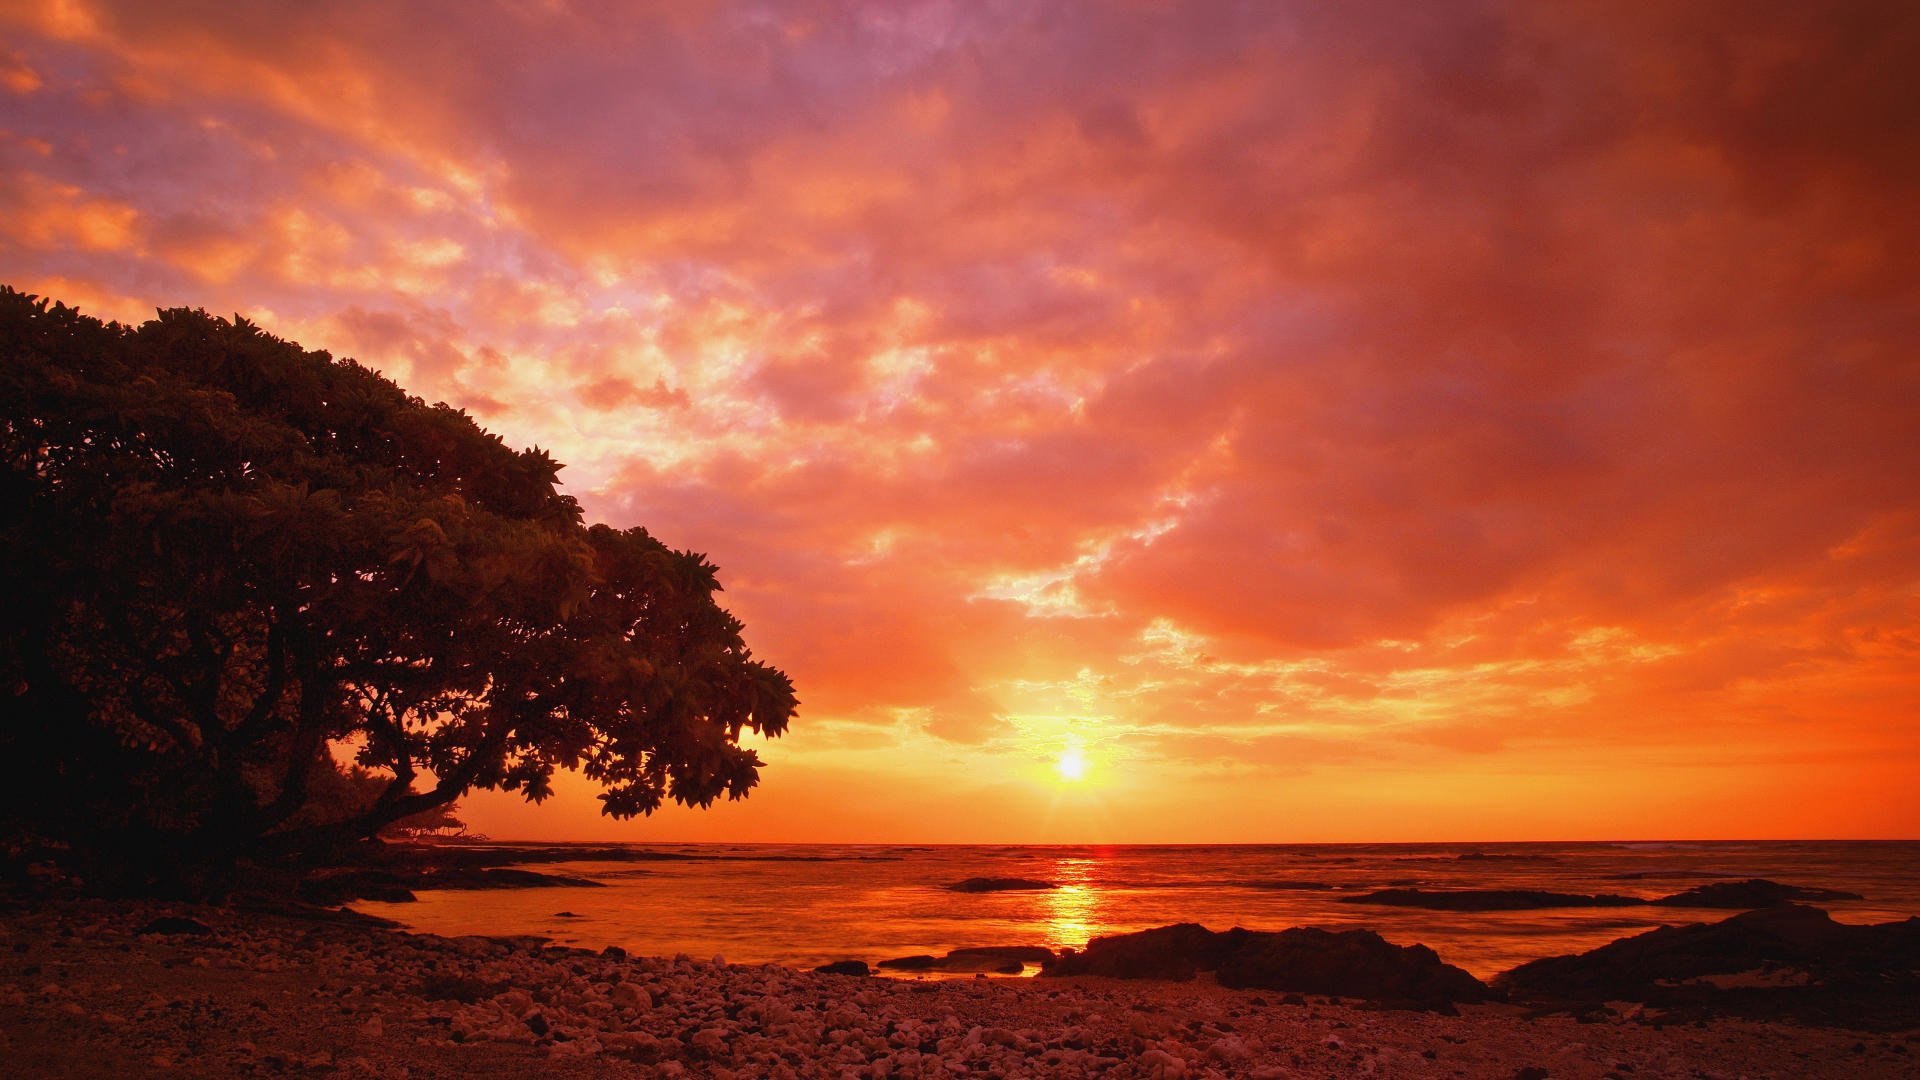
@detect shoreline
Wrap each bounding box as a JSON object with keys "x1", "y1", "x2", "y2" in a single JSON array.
[{"x1": 4, "y1": 897, "x2": 1914, "y2": 1078}]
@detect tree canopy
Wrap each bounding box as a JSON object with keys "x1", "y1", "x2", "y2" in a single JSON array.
[{"x1": 0, "y1": 287, "x2": 796, "y2": 877}]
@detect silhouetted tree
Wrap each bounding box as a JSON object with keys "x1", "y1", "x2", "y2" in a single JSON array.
[{"x1": 0, "y1": 287, "x2": 795, "y2": 881}]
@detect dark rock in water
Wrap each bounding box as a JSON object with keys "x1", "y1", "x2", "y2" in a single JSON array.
[
  {"x1": 946, "y1": 877, "x2": 1057, "y2": 892},
  {"x1": 1605, "y1": 870, "x2": 1742, "y2": 881},
  {"x1": 1652, "y1": 879, "x2": 1864, "y2": 908},
  {"x1": 875, "y1": 946, "x2": 1049, "y2": 974},
  {"x1": 1457, "y1": 852, "x2": 1557, "y2": 862},
  {"x1": 814, "y1": 960, "x2": 871, "y2": 977},
  {"x1": 1496, "y1": 905, "x2": 1920, "y2": 1030},
  {"x1": 877, "y1": 954, "x2": 941, "y2": 971},
  {"x1": 1342, "y1": 888, "x2": 1644, "y2": 911},
  {"x1": 1043, "y1": 923, "x2": 1487, "y2": 1007},
  {"x1": 1214, "y1": 927, "x2": 1490, "y2": 1008},
  {"x1": 946, "y1": 945, "x2": 1055, "y2": 964},
  {"x1": 600, "y1": 945, "x2": 627, "y2": 961},
  {"x1": 552, "y1": 911, "x2": 582, "y2": 918},
  {"x1": 422, "y1": 867, "x2": 605, "y2": 890},
  {"x1": 137, "y1": 916, "x2": 213, "y2": 936}
]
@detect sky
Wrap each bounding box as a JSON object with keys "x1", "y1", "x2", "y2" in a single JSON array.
[{"x1": 3, "y1": 1, "x2": 1917, "y2": 842}]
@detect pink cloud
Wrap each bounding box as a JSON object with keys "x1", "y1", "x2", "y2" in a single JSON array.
[{"x1": 2, "y1": 0, "x2": 1915, "y2": 838}]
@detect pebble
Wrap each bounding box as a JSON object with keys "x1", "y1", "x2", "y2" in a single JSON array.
[{"x1": 1, "y1": 901, "x2": 1905, "y2": 1079}]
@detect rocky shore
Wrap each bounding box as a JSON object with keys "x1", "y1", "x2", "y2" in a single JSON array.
[{"x1": 4, "y1": 898, "x2": 1916, "y2": 1079}]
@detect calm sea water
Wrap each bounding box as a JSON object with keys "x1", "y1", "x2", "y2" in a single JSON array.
[{"x1": 355, "y1": 840, "x2": 1920, "y2": 980}]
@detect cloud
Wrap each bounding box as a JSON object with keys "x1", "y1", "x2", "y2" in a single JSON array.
[{"x1": 2, "y1": 0, "x2": 1916, "y2": 838}]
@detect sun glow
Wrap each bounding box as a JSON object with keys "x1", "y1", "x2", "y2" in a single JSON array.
[{"x1": 1055, "y1": 744, "x2": 1087, "y2": 782}]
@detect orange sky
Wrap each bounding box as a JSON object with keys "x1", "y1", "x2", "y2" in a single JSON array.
[{"x1": 3, "y1": 1, "x2": 1916, "y2": 841}]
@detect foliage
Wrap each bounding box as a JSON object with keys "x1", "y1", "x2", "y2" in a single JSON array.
[{"x1": 0, "y1": 287, "x2": 796, "y2": 872}]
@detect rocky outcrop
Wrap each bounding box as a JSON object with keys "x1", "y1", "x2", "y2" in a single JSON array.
[
  {"x1": 1341, "y1": 889, "x2": 1643, "y2": 911},
  {"x1": 1043, "y1": 924, "x2": 1488, "y2": 1008},
  {"x1": 1651, "y1": 879, "x2": 1864, "y2": 908},
  {"x1": 813, "y1": 960, "x2": 871, "y2": 977},
  {"x1": 1497, "y1": 905, "x2": 1920, "y2": 1029},
  {"x1": 1042, "y1": 924, "x2": 1230, "y2": 981},
  {"x1": 876, "y1": 946, "x2": 1054, "y2": 974},
  {"x1": 300, "y1": 867, "x2": 604, "y2": 905},
  {"x1": 1214, "y1": 927, "x2": 1490, "y2": 1008},
  {"x1": 945, "y1": 878, "x2": 1056, "y2": 892}
]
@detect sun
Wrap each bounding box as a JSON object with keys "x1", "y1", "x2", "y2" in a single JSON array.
[{"x1": 1055, "y1": 744, "x2": 1087, "y2": 782}]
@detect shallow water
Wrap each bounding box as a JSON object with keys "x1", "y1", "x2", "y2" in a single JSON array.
[{"x1": 355, "y1": 839, "x2": 1920, "y2": 980}]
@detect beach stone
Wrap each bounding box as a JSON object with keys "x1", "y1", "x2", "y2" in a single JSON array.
[
  {"x1": 814, "y1": 960, "x2": 871, "y2": 977},
  {"x1": 878, "y1": 954, "x2": 941, "y2": 971},
  {"x1": 136, "y1": 917, "x2": 213, "y2": 937}
]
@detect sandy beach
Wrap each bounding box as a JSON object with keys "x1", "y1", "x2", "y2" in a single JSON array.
[{"x1": 4, "y1": 898, "x2": 1913, "y2": 1079}]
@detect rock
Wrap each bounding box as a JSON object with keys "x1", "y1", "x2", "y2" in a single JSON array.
[
  {"x1": 552, "y1": 911, "x2": 582, "y2": 918},
  {"x1": 1652, "y1": 879, "x2": 1865, "y2": 908},
  {"x1": 136, "y1": 917, "x2": 213, "y2": 936},
  {"x1": 1044, "y1": 924, "x2": 1486, "y2": 1007},
  {"x1": 1214, "y1": 927, "x2": 1490, "y2": 1008},
  {"x1": 945, "y1": 945, "x2": 1055, "y2": 964},
  {"x1": 1341, "y1": 889, "x2": 1643, "y2": 911},
  {"x1": 815, "y1": 960, "x2": 872, "y2": 977},
  {"x1": 414, "y1": 974, "x2": 505, "y2": 1004},
  {"x1": 1045, "y1": 924, "x2": 1229, "y2": 981},
  {"x1": 424, "y1": 868, "x2": 606, "y2": 890},
  {"x1": 877, "y1": 955, "x2": 942, "y2": 971},
  {"x1": 600, "y1": 945, "x2": 627, "y2": 960},
  {"x1": 1512, "y1": 1068, "x2": 1550, "y2": 1080},
  {"x1": 298, "y1": 871, "x2": 419, "y2": 905},
  {"x1": 1496, "y1": 904, "x2": 1920, "y2": 1029},
  {"x1": 946, "y1": 877, "x2": 1057, "y2": 892},
  {"x1": 610, "y1": 982, "x2": 652, "y2": 1010}
]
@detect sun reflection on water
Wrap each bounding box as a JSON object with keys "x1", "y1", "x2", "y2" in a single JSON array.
[{"x1": 1039, "y1": 855, "x2": 1109, "y2": 953}]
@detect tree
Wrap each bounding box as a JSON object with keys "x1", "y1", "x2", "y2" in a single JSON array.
[{"x1": 0, "y1": 287, "x2": 796, "y2": 879}]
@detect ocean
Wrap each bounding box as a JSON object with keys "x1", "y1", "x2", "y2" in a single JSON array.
[{"x1": 353, "y1": 840, "x2": 1920, "y2": 980}]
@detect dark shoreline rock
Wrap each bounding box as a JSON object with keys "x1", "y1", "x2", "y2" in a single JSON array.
[
  {"x1": 1496, "y1": 904, "x2": 1920, "y2": 1030},
  {"x1": 814, "y1": 959, "x2": 871, "y2": 977},
  {"x1": 1042, "y1": 923, "x2": 1488, "y2": 1009},
  {"x1": 877, "y1": 954, "x2": 940, "y2": 971},
  {"x1": 877, "y1": 945, "x2": 1054, "y2": 974},
  {"x1": 299, "y1": 866, "x2": 604, "y2": 905},
  {"x1": 946, "y1": 877, "x2": 1056, "y2": 893}
]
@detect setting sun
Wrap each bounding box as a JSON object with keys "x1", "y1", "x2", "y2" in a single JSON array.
[{"x1": 1056, "y1": 745, "x2": 1087, "y2": 783}]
